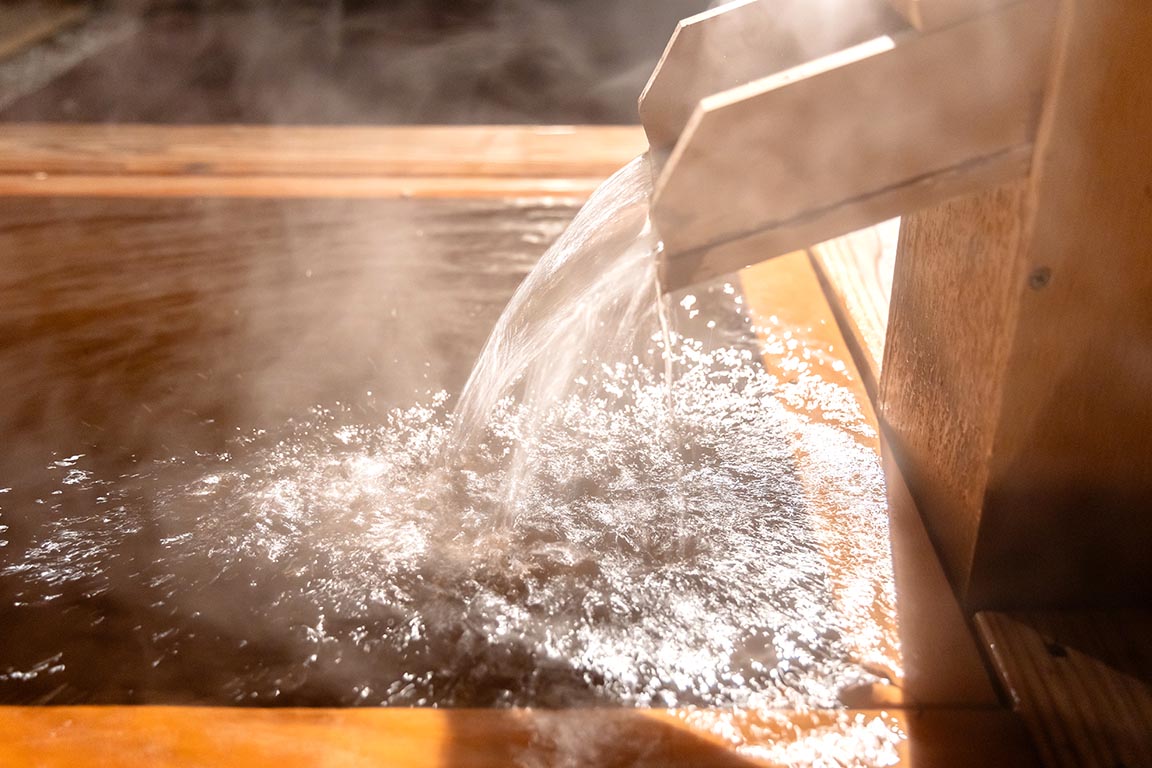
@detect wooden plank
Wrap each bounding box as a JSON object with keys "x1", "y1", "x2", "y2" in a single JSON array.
[
  {"x1": 879, "y1": 179, "x2": 1031, "y2": 596},
  {"x1": 975, "y1": 612, "x2": 1152, "y2": 768},
  {"x1": 808, "y1": 219, "x2": 899, "y2": 400},
  {"x1": 639, "y1": 0, "x2": 906, "y2": 153},
  {"x1": 0, "y1": 172, "x2": 612, "y2": 199},
  {"x1": 880, "y1": 0, "x2": 1152, "y2": 609},
  {"x1": 0, "y1": 2, "x2": 89, "y2": 61},
  {"x1": 652, "y1": 0, "x2": 1054, "y2": 290},
  {"x1": 0, "y1": 124, "x2": 647, "y2": 180},
  {"x1": 969, "y1": 0, "x2": 1152, "y2": 607},
  {"x1": 0, "y1": 705, "x2": 1039, "y2": 767},
  {"x1": 885, "y1": 0, "x2": 1016, "y2": 30}
]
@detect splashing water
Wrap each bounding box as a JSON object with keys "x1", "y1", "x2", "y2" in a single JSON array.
[
  {"x1": 1, "y1": 158, "x2": 899, "y2": 727},
  {"x1": 449, "y1": 157, "x2": 663, "y2": 521}
]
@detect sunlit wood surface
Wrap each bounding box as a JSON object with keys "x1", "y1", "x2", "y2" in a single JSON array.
[
  {"x1": 808, "y1": 220, "x2": 899, "y2": 401},
  {"x1": 0, "y1": 705, "x2": 1041, "y2": 767},
  {"x1": 0, "y1": 124, "x2": 647, "y2": 198}
]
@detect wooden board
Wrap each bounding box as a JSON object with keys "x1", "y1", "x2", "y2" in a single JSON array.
[
  {"x1": 0, "y1": 125, "x2": 648, "y2": 198},
  {"x1": 880, "y1": 0, "x2": 1152, "y2": 609},
  {"x1": 0, "y1": 705, "x2": 1039, "y2": 768},
  {"x1": 970, "y1": 0, "x2": 1152, "y2": 607},
  {"x1": 879, "y1": 179, "x2": 1031, "y2": 596},
  {"x1": 976, "y1": 612, "x2": 1152, "y2": 768},
  {"x1": 650, "y1": 0, "x2": 1054, "y2": 288}
]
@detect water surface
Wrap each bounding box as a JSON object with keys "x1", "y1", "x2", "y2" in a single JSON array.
[{"x1": 0, "y1": 185, "x2": 896, "y2": 711}]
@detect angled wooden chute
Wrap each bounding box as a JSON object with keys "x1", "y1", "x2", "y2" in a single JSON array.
[
  {"x1": 639, "y1": 0, "x2": 908, "y2": 157},
  {"x1": 646, "y1": 0, "x2": 1055, "y2": 291}
]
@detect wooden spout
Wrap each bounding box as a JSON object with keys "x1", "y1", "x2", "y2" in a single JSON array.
[{"x1": 647, "y1": 0, "x2": 1057, "y2": 291}]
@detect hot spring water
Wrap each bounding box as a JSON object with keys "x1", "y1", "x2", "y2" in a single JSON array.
[{"x1": 1, "y1": 158, "x2": 898, "y2": 714}]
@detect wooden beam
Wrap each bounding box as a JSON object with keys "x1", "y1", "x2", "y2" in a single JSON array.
[
  {"x1": 880, "y1": 179, "x2": 1032, "y2": 596},
  {"x1": 653, "y1": 0, "x2": 1055, "y2": 290},
  {"x1": 0, "y1": 125, "x2": 648, "y2": 198},
  {"x1": 0, "y1": 706, "x2": 1039, "y2": 767},
  {"x1": 881, "y1": 0, "x2": 1152, "y2": 608},
  {"x1": 0, "y1": 173, "x2": 613, "y2": 199}
]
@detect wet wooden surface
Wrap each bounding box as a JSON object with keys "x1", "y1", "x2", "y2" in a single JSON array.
[{"x1": 808, "y1": 219, "x2": 899, "y2": 401}]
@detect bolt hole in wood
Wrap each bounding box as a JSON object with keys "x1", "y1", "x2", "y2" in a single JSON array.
[{"x1": 1028, "y1": 266, "x2": 1052, "y2": 290}]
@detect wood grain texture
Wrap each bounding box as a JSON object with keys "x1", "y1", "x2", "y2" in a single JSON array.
[
  {"x1": 658, "y1": 144, "x2": 1031, "y2": 292},
  {"x1": 882, "y1": 0, "x2": 1152, "y2": 609},
  {"x1": 809, "y1": 220, "x2": 898, "y2": 400},
  {"x1": 0, "y1": 125, "x2": 647, "y2": 198},
  {"x1": 651, "y1": 0, "x2": 1053, "y2": 276},
  {"x1": 0, "y1": 173, "x2": 614, "y2": 199},
  {"x1": 879, "y1": 179, "x2": 1031, "y2": 597},
  {"x1": 968, "y1": 0, "x2": 1152, "y2": 608},
  {"x1": 0, "y1": 706, "x2": 1040, "y2": 767},
  {"x1": 975, "y1": 611, "x2": 1152, "y2": 768}
]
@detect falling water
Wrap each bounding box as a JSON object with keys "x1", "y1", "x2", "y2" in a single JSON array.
[{"x1": 449, "y1": 157, "x2": 663, "y2": 522}]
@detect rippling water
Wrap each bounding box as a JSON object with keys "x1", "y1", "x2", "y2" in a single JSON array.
[{"x1": 0, "y1": 170, "x2": 897, "y2": 714}]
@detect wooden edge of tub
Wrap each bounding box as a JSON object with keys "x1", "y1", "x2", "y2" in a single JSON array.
[
  {"x1": 0, "y1": 124, "x2": 649, "y2": 198},
  {"x1": 0, "y1": 705, "x2": 1039, "y2": 768}
]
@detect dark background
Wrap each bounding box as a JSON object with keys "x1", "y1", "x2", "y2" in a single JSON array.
[{"x1": 0, "y1": 0, "x2": 710, "y2": 123}]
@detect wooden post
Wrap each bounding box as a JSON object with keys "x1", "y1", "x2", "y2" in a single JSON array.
[{"x1": 880, "y1": 0, "x2": 1152, "y2": 609}]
